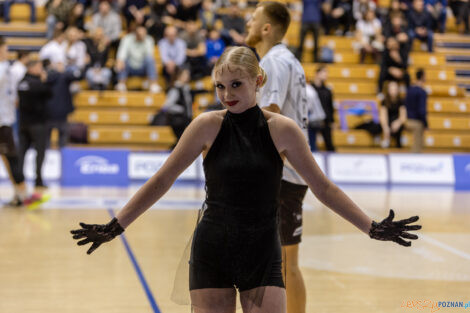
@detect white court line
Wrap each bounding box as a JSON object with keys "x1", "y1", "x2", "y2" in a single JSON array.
[{"x1": 419, "y1": 234, "x2": 470, "y2": 261}]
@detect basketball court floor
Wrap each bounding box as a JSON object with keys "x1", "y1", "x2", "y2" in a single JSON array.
[{"x1": 1, "y1": 182, "x2": 469, "y2": 313}]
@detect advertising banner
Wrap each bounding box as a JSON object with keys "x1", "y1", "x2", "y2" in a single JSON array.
[
  {"x1": 389, "y1": 154, "x2": 455, "y2": 184},
  {"x1": 328, "y1": 154, "x2": 388, "y2": 183}
]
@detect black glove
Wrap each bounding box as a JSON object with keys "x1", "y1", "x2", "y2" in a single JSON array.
[
  {"x1": 70, "y1": 218, "x2": 125, "y2": 254},
  {"x1": 369, "y1": 209, "x2": 421, "y2": 247}
]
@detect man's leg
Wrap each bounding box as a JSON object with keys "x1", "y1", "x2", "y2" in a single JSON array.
[
  {"x1": 278, "y1": 179, "x2": 308, "y2": 313},
  {"x1": 30, "y1": 124, "x2": 48, "y2": 187},
  {"x1": 406, "y1": 119, "x2": 424, "y2": 153}
]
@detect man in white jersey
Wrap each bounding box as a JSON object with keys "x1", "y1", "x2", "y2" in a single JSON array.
[
  {"x1": 0, "y1": 37, "x2": 28, "y2": 206},
  {"x1": 246, "y1": 2, "x2": 309, "y2": 313}
]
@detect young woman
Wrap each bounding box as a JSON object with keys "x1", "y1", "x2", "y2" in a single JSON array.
[
  {"x1": 71, "y1": 46, "x2": 421, "y2": 313},
  {"x1": 380, "y1": 80, "x2": 407, "y2": 148}
]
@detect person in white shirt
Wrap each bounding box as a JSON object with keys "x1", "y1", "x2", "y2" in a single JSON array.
[
  {"x1": 65, "y1": 26, "x2": 87, "y2": 70},
  {"x1": 0, "y1": 38, "x2": 28, "y2": 207},
  {"x1": 245, "y1": 2, "x2": 309, "y2": 312},
  {"x1": 10, "y1": 51, "x2": 31, "y2": 109},
  {"x1": 39, "y1": 29, "x2": 67, "y2": 66}
]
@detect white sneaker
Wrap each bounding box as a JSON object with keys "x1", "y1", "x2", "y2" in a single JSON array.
[
  {"x1": 142, "y1": 80, "x2": 150, "y2": 89},
  {"x1": 149, "y1": 83, "x2": 162, "y2": 93},
  {"x1": 115, "y1": 82, "x2": 127, "y2": 92}
]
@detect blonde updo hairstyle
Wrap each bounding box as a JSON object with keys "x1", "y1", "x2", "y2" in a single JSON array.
[{"x1": 212, "y1": 46, "x2": 268, "y2": 89}]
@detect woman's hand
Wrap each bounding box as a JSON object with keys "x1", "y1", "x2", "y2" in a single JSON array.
[
  {"x1": 70, "y1": 218, "x2": 125, "y2": 254},
  {"x1": 369, "y1": 210, "x2": 421, "y2": 246}
]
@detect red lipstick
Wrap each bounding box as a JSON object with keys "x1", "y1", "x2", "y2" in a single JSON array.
[{"x1": 226, "y1": 100, "x2": 239, "y2": 106}]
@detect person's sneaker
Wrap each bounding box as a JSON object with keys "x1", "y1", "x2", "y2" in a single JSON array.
[
  {"x1": 142, "y1": 80, "x2": 150, "y2": 89},
  {"x1": 149, "y1": 83, "x2": 162, "y2": 93},
  {"x1": 23, "y1": 193, "x2": 42, "y2": 206},
  {"x1": 3, "y1": 196, "x2": 23, "y2": 208},
  {"x1": 115, "y1": 82, "x2": 127, "y2": 92},
  {"x1": 35, "y1": 179, "x2": 48, "y2": 189}
]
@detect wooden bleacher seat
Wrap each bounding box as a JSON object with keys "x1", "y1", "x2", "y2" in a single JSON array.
[
  {"x1": 427, "y1": 98, "x2": 469, "y2": 113},
  {"x1": 9, "y1": 4, "x2": 46, "y2": 22},
  {"x1": 409, "y1": 68, "x2": 456, "y2": 82},
  {"x1": 423, "y1": 84, "x2": 465, "y2": 97},
  {"x1": 332, "y1": 129, "x2": 375, "y2": 146},
  {"x1": 428, "y1": 115, "x2": 470, "y2": 131},
  {"x1": 190, "y1": 76, "x2": 214, "y2": 91},
  {"x1": 70, "y1": 109, "x2": 156, "y2": 126},
  {"x1": 327, "y1": 81, "x2": 377, "y2": 95},
  {"x1": 303, "y1": 63, "x2": 379, "y2": 80},
  {"x1": 74, "y1": 91, "x2": 166, "y2": 109},
  {"x1": 409, "y1": 53, "x2": 446, "y2": 67},
  {"x1": 87, "y1": 125, "x2": 176, "y2": 146}
]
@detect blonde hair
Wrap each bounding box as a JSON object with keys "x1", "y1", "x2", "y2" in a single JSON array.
[{"x1": 212, "y1": 46, "x2": 268, "y2": 88}]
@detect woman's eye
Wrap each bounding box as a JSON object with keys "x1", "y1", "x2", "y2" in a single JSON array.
[
  {"x1": 232, "y1": 82, "x2": 241, "y2": 88},
  {"x1": 216, "y1": 84, "x2": 224, "y2": 89}
]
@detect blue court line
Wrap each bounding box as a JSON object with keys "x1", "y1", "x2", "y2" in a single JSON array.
[{"x1": 107, "y1": 208, "x2": 162, "y2": 313}]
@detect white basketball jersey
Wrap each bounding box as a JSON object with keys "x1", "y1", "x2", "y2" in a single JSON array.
[{"x1": 258, "y1": 44, "x2": 309, "y2": 186}]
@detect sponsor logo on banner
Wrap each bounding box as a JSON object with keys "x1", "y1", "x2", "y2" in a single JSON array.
[
  {"x1": 453, "y1": 155, "x2": 470, "y2": 190},
  {"x1": 0, "y1": 149, "x2": 61, "y2": 180},
  {"x1": 389, "y1": 154, "x2": 455, "y2": 184},
  {"x1": 129, "y1": 153, "x2": 200, "y2": 180},
  {"x1": 328, "y1": 154, "x2": 388, "y2": 183},
  {"x1": 62, "y1": 148, "x2": 128, "y2": 186}
]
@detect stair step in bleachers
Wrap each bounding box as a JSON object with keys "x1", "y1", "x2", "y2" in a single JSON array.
[
  {"x1": 6, "y1": 37, "x2": 47, "y2": 51},
  {"x1": 71, "y1": 109, "x2": 156, "y2": 125},
  {"x1": 8, "y1": 5, "x2": 46, "y2": 22},
  {"x1": 428, "y1": 116, "x2": 470, "y2": 130},
  {"x1": 428, "y1": 98, "x2": 470, "y2": 113},
  {"x1": 87, "y1": 126, "x2": 176, "y2": 146},
  {"x1": 0, "y1": 22, "x2": 46, "y2": 37},
  {"x1": 74, "y1": 91, "x2": 165, "y2": 109}
]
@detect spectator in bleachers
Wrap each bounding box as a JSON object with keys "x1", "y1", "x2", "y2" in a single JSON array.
[
  {"x1": 115, "y1": 25, "x2": 162, "y2": 93},
  {"x1": 44, "y1": 60, "x2": 82, "y2": 148},
  {"x1": 200, "y1": 0, "x2": 218, "y2": 31},
  {"x1": 45, "y1": 0, "x2": 75, "y2": 39},
  {"x1": 353, "y1": 0, "x2": 376, "y2": 21},
  {"x1": 84, "y1": 27, "x2": 112, "y2": 89},
  {"x1": 378, "y1": 36, "x2": 409, "y2": 92},
  {"x1": 65, "y1": 26, "x2": 87, "y2": 71},
  {"x1": 220, "y1": 1, "x2": 246, "y2": 45},
  {"x1": 158, "y1": 25, "x2": 187, "y2": 87},
  {"x1": 146, "y1": 0, "x2": 173, "y2": 41},
  {"x1": 150, "y1": 67, "x2": 192, "y2": 142},
  {"x1": 408, "y1": 0, "x2": 433, "y2": 52},
  {"x1": 206, "y1": 28, "x2": 226, "y2": 68},
  {"x1": 404, "y1": 69, "x2": 427, "y2": 152},
  {"x1": 297, "y1": 0, "x2": 322, "y2": 62},
  {"x1": 449, "y1": 0, "x2": 470, "y2": 34},
  {"x1": 68, "y1": 1, "x2": 86, "y2": 31},
  {"x1": 322, "y1": 0, "x2": 354, "y2": 35},
  {"x1": 355, "y1": 9, "x2": 384, "y2": 63},
  {"x1": 170, "y1": 0, "x2": 202, "y2": 29},
  {"x1": 180, "y1": 20, "x2": 208, "y2": 80},
  {"x1": 91, "y1": 0, "x2": 122, "y2": 44},
  {"x1": 39, "y1": 29, "x2": 67, "y2": 66},
  {"x1": 424, "y1": 0, "x2": 447, "y2": 33},
  {"x1": 306, "y1": 80, "x2": 326, "y2": 151},
  {"x1": 379, "y1": 80, "x2": 406, "y2": 148},
  {"x1": 123, "y1": 0, "x2": 149, "y2": 28},
  {"x1": 17, "y1": 60, "x2": 52, "y2": 188},
  {"x1": 383, "y1": 12, "x2": 409, "y2": 54},
  {"x1": 312, "y1": 65, "x2": 336, "y2": 151}
]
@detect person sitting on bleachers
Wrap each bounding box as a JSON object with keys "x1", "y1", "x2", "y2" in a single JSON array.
[
  {"x1": 122, "y1": 0, "x2": 150, "y2": 28},
  {"x1": 83, "y1": 27, "x2": 112, "y2": 90},
  {"x1": 115, "y1": 25, "x2": 162, "y2": 93},
  {"x1": 448, "y1": 0, "x2": 470, "y2": 34},
  {"x1": 146, "y1": 0, "x2": 174, "y2": 41},
  {"x1": 424, "y1": 0, "x2": 447, "y2": 33},
  {"x1": 355, "y1": 9, "x2": 384, "y2": 63},
  {"x1": 90, "y1": 0, "x2": 122, "y2": 45},
  {"x1": 39, "y1": 29, "x2": 67, "y2": 66},
  {"x1": 383, "y1": 12, "x2": 409, "y2": 54},
  {"x1": 158, "y1": 25, "x2": 187, "y2": 87},
  {"x1": 408, "y1": 0, "x2": 433, "y2": 52},
  {"x1": 168, "y1": 0, "x2": 202, "y2": 29},
  {"x1": 180, "y1": 20, "x2": 208, "y2": 80},
  {"x1": 379, "y1": 80, "x2": 407, "y2": 148},
  {"x1": 68, "y1": 1, "x2": 86, "y2": 31},
  {"x1": 199, "y1": 0, "x2": 218, "y2": 32},
  {"x1": 206, "y1": 28, "x2": 225, "y2": 68},
  {"x1": 10, "y1": 51, "x2": 31, "y2": 104},
  {"x1": 322, "y1": 0, "x2": 354, "y2": 35},
  {"x1": 378, "y1": 36, "x2": 410, "y2": 92},
  {"x1": 220, "y1": 1, "x2": 246, "y2": 45},
  {"x1": 45, "y1": 0, "x2": 75, "y2": 39},
  {"x1": 353, "y1": 0, "x2": 376, "y2": 22},
  {"x1": 404, "y1": 69, "x2": 427, "y2": 153},
  {"x1": 65, "y1": 26, "x2": 87, "y2": 71}
]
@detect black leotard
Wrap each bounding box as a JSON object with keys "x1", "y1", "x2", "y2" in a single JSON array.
[{"x1": 189, "y1": 105, "x2": 285, "y2": 292}]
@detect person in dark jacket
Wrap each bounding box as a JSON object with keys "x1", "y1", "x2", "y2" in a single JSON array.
[
  {"x1": 312, "y1": 65, "x2": 336, "y2": 151},
  {"x1": 405, "y1": 69, "x2": 427, "y2": 153},
  {"x1": 45, "y1": 60, "x2": 82, "y2": 148},
  {"x1": 408, "y1": 0, "x2": 433, "y2": 52},
  {"x1": 297, "y1": 0, "x2": 322, "y2": 62},
  {"x1": 378, "y1": 36, "x2": 410, "y2": 92},
  {"x1": 17, "y1": 60, "x2": 52, "y2": 188}
]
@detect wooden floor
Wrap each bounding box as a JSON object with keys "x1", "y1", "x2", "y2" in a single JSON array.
[{"x1": 0, "y1": 184, "x2": 469, "y2": 313}]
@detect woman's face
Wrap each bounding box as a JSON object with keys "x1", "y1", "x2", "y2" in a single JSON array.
[
  {"x1": 388, "y1": 81, "x2": 399, "y2": 97},
  {"x1": 214, "y1": 65, "x2": 259, "y2": 114}
]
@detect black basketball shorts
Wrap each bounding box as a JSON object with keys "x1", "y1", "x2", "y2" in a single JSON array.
[{"x1": 278, "y1": 179, "x2": 308, "y2": 246}]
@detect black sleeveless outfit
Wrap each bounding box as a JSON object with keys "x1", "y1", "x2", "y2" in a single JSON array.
[{"x1": 189, "y1": 105, "x2": 285, "y2": 292}]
